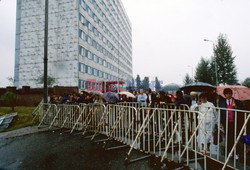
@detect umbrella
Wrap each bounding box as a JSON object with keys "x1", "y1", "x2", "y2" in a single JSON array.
[
  {"x1": 162, "y1": 83, "x2": 180, "y2": 92},
  {"x1": 91, "y1": 91, "x2": 103, "y2": 96},
  {"x1": 103, "y1": 91, "x2": 119, "y2": 103},
  {"x1": 180, "y1": 82, "x2": 216, "y2": 93},
  {"x1": 118, "y1": 91, "x2": 136, "y2": 98},
  {"x1": 216, "y1": 85, "x2": 250, "y2": 101},
  {"x1": 81, "y1": 90, "x2": 89, "y2": 94}
]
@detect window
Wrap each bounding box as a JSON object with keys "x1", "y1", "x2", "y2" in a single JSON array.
[
  {"x1": 88, "y1": 66, "x2": 92, "y2": 74},
  {"x1": 83, "y1": 1, "x2": 88, "y2": 11},
  {"x1": 85, "y1": 65, "x2": 88, "y2": 73},
  {"x1": 92, "y1": 40, "x2": 96, "y2": 48},
  {"x1": 88, "y1": 22, "x2": 92, "y2": 31},
  {"x1": 94, "y1": 15, "x2": 97, "y2": 23},
  {"x1": 80, "y1": 14, "x2": 84, "y2": 24},
  {"x1": 81, "y1": 0, "x2": 86, "y2": 9},
  {"x1": 93, "y1": 54, "x2": 97, "y2": 62},
  {"x1": 79, "y1": 47, "x2": 84, "y2": 56},
  {"x1": 87, "y1": 36, "x2": 92, "y2": 44},
  {"x1": 80, "y1": 30, "x2": 85, "y2": 39},
  {"x1": 88, "y1": 51, "x2": 92, "y2": 60},
  {"x1": 99, "y1": 71, "x2": 103, "y2": 77},
  {"x1": 79, "y1": 63, "x2": 81, "y2": 72},
  {"x1": 83, "y1": 64, "x2": 86, "y2": 73},
  {"x1": 88, "y1": 8, "x2": 92, "y2": 17},
  {"x1": 99, "y1": 57, "x2": 102, "y2": 65}
]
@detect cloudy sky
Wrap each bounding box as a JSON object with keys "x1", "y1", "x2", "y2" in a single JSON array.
[{"x1": 0, "y1": 0, "x2": 250, "y2": 87}]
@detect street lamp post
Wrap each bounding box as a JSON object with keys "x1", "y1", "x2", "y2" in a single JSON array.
[
  {"x1": 203, "y1": 39, "x2": 219, "y2": 87},
  {"x1": 204, "y1": 39, "x2": 219, "y2": 106}
]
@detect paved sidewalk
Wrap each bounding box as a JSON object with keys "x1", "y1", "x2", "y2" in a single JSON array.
[
  {"x1": 0, "y1": 126, "x2": 54, "y2": 139},
  {"x1": 0, "y1": 130, "x2": 152, "y2": 170}
]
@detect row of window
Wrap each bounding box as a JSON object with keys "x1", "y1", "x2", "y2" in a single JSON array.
[
  {"x1": 79, "y1": 46, "x2": 117, "y2": 72},
  {"x1": 97, "y1": 0, "x2": 132, "y2": 46},
  {"x1": 79, "y1": 0, "x2": 132, "y2": 60},
  {"x1": 86, "y1": 0, "x2": 132, "y2": 45},
  {"x1": 79, "y1": 46, "x2": 131, "y2": 79},
  {"x1": 79, "y1": 14, "x2": 132, "y2": 68},
  {"x1": 79, "y1": 29, "x2": 132, "y2": 74},
  {"x1": 79, "y1": 80, "x2": 102, "y2": 90},
  {"x1": 79, "y1": 10, "x2": 132, "y2": 64},
  {"x1": 79, "y1": 62, "x2": 119, "y2": 81},
  {"x1": 79, "y1": 79, "x2": 122, "y2": 91}
]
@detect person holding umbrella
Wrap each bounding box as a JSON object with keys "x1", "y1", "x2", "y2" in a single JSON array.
[{"x1": 219, "y1": 88, "x2": 244, "y2": 159}]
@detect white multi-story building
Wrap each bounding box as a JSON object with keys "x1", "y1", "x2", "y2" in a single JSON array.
[{"x1": 14, "y1": 0, "x2": 133, "y2": 90}]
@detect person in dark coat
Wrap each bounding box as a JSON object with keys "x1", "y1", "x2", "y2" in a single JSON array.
[
  {"x1": 146, "y1": 88, "x2": 157, "y2": 107},
  {"x1": 220, "y1": 88, "x2": 244, "y2": 126},
  {"x1": 219, "y1": 88, "x2": 244, "y2": 159},
  {"x1": 174, "y1": 90, "x2": 187, "y2": 107}
]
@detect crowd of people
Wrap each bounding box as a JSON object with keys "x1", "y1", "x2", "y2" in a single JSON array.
[
  {"x1": 50, "y1": 88, "x2": 196, "y2": 107},
  {"x1": 49, "y1": 87, "x2": 249, "y2": 158}
]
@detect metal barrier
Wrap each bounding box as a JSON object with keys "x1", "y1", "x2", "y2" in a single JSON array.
[
  {"x1": 214, "y1": 107, "x2": 250, "y2": 170},
  {"x1": 125, "y1": 107, "x2": 190, "y2": 165},
  {"x1": 36, "y1": 102, "x2": 250, "y2": 169},
  {"x1": 38, "y1": 103, "x2": 57, "y2": 128},
  {"x1": 118, "y1": 102, "x2": 147, "y2": 108},
  {"x1": 70, "y1": 103, "x2": 87, "y2": 133},
  {"x1": 178, "y1": 105, "x2": 250, "y2": 170},
  {"x1": 81, "y1": 103, "x2": 106, "y2": 135},
  {"x1": 31, "y1": 100, "x2": 44, "y2": 122}
]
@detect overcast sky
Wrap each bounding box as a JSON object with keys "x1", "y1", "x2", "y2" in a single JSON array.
[{"x1": 0, "y1": 0, "x2": 250, "y2": 87}]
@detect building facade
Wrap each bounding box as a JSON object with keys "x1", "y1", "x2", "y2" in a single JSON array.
[{"x1": 14, "y1": 0, "x2": 133, "y2": 90}]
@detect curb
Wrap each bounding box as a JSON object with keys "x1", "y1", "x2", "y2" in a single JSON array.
[{"x1": 0, "y1": 126, "x2": 53, "y2": 139}]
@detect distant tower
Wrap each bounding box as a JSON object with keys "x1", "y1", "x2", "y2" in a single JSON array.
[{"x1": 14, "y1": 0, "x2": 133, "y2": 89}]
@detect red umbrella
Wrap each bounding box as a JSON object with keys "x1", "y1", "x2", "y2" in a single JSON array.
[{"x1": 217, "y1": 85, "x2": 250, "y2": 101}]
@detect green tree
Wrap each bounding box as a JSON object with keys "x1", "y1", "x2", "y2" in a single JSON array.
[
  {"x1": 135, "y1": 75, "x2": 141, "y2": 91},
  {"x1": 183, "y1": 73, "x2": 193, "y2": 85},
  {"x1": 213, "y1": 34, "x2": 238, "y2": 85},
  {"x1": 126, "y1": 78, "x2": 135, "y2": 91},
  {"x1": 1, "y1": 91, "x2": 17, "y2": 111},
  {"x1": 36, "y1": 74, "x2": 55, "y2": 87},
  {"x1": 243, "y1": 77, "x2": 250, "y2": 88},
  {"x1": 131, "y1": 78, "x2": 135, "y2": 91},
  {"x1": 155, "y1": 77, "x2": 161, "y2": 92},
  {"x1": 195, "y1": 57, "x2": 214, "y2": 84},
  {"x1": 142, "y1": 77, "x2": 150, "y2": 91}
]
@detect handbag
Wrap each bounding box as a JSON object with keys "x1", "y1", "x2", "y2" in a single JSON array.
[{"x1": 242, "y1": 133, "x2": 250, "y2": 145}]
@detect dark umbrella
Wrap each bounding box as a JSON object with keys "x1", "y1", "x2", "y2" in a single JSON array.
[
  {"x1": 103, "y1": 91, "x2": 119, "y2": 103},
  {"x1": 180, "y1": 82, "x2": 216, "y2": 93},
  {"x1": 162, "y1": 83, "x2": 180, "y2": 92}
]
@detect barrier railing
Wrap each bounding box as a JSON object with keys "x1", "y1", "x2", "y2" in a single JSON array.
[
  {"x1": 38, "y1": 103, "x2": 57, "y2": 128},
  {"x1": 36, "y1": 102, "x2": 250, "y2": 169},
  {"x1": 81, "y1": 103, "x2": 106, "y2": 135},
  {"x1": 118, "y1": 102, "x2": 147, "y2": 108}
]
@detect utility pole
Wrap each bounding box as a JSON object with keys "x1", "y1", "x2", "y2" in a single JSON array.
[
  {"x1": 44, "y1": 0, "x2": 48, "y2": 103},
  {"x1": 204, "y1": 39, "x2": 219, "y2": 106}
]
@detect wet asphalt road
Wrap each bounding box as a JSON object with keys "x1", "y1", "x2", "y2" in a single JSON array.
[{"x1": 0, "y1": 130, "x2": 154, "y2": 170}]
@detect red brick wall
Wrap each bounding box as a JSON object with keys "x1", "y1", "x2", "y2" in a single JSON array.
[{"x1": 0, "y1": 86, "x2": 78, "y2": 106}]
